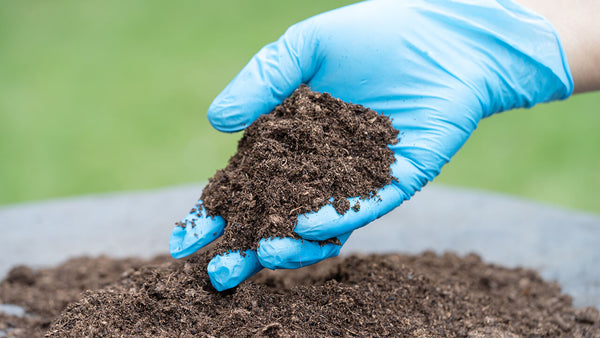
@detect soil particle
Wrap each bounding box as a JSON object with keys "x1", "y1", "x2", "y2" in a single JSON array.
[
  {"x1": 198, "y1": 85, "x2": 399, "y2": 254},
  {"x1": 2, "y1": 252, "x2": 599, "y2": 337}
]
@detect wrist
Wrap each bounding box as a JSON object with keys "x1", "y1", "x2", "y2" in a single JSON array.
[{"x1": 515, "y1": 0, "x2": 600, "y2": 93}]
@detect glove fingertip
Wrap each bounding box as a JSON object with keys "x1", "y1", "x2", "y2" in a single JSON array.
[
  {"x1": 257, "y1": 237, "x2": 344, "y2": 270},
  {"x1": 207, "y1": 97, "x2": 256, "y2": 133},
  {"x1": 207, "y1": 250, "x2": 263, "y2": 291},
  {"x1": 294, "y1": 185, "x2": 404, "y2": 241},
  {"x1": 169, "y1": 212, "x2": 225, "y2": 259}
]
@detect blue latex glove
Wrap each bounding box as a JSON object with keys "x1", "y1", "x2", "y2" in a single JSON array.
[{"x1": 170, "y1": 0, "x2": 573, "y2": 291}]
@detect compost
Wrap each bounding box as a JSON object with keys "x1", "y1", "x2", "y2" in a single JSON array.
[
  {"x1": 1, "y1": 252, "x2": 599, "y2": 337},
  {"x1": 193, "y1": 85, "x2": 399, "y2": 254}
]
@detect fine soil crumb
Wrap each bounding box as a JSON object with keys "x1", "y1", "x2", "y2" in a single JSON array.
[
  {"x1": 196, "y1": 85, "x2": 399, "y2": 254},
  {"x1": 2, "y1": 253, "x2": 599, "y2": 337}
]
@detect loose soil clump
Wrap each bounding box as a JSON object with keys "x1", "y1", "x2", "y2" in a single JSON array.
[
  {"x1": 1, "y1": 252, "x2": 599, "y2": 336},
  {"x1": 195, "y1": 85, "x2": 399, "y2": 254}
]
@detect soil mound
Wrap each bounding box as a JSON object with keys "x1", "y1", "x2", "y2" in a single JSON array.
[
  {"x1": 0, "y1": 256, "x2": 171, "y2": 337},
  {"x1": 2, "y1": 253, "x2": 599, "y2": 336}
]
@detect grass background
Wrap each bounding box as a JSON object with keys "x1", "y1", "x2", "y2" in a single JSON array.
[{"x1": 1, "y1": 0, "x2": 598, "y2": 214}]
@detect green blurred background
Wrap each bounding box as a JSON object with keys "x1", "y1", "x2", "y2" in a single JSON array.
[{"x1": 1, "y1": 1, "x2": 598, "y2": 214}]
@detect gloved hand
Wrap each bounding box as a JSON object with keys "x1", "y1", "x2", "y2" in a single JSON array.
[{"x1": 170, "y1": 0, "x2": 573, "y2": 291}]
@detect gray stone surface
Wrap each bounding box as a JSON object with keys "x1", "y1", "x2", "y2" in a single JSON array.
[
  {"x1": 0, "y1": 304, "x2": 25, "y2": 317},
  {"x1": 1, "y1": 183, "x2": 599, "y2": 309}
]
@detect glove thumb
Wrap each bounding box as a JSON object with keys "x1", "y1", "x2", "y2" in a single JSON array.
[{"x1": 207, "y1": 22, "x2": 318, "y2": 132}]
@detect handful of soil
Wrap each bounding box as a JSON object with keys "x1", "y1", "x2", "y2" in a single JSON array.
[{"x1": 196, "y1": 85, "x2": 399, "y2": 254}]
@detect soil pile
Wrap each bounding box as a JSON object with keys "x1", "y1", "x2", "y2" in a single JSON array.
[
  {"x1": 0, "y1": 256, "x2": 171, "y2": 337},
  {"x1": 1, "y1": 252, "x2": 599, "y2": 336},
  {"x1": 194, "y1": 85, "x2": 399, "y2": 254}
]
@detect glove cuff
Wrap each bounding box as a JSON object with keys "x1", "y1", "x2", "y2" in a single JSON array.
[{"x1": 493, "y1": 0, "x2": 574, "y2": 109}]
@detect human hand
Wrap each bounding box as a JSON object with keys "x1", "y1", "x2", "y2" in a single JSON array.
[{"x1": 170, "y1": 0, "x2": 573, "y2": 291}]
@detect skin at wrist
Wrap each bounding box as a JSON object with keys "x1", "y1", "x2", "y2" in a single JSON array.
[{"x1": 516, "y1": 0, "x2": 600, "y2": 94}]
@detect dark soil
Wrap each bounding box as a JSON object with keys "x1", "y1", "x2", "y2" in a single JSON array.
[
  {"x1": 0, "y1": 256, "x2": 172, "y2": 337},
  {"x1": 194, "y1": 85, "x2": 399, "y2": 254},
  {"x1": 1, "y1": 252, "x2": 599, "y2": 337}
]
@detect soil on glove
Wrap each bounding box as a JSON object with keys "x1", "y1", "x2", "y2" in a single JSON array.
[
  {"x1": 1, "y1": 252, "x2": 599, "y2": 337},
  {"x1": 190, "y1": 85, "x2": 399, "y2": 254}
]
